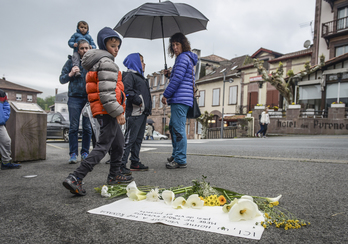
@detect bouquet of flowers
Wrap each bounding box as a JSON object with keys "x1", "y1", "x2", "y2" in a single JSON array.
[{"x1": 95, "y1": 176, "x2": 310, "y2": 230}]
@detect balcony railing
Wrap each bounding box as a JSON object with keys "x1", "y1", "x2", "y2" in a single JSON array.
[{"x1": 322, "y1": 16, "x2": 348, "y2": 37}]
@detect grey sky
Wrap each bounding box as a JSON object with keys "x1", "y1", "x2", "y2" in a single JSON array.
[{"x1": 0, "y1": 0, "x2": 315, "y2": 98}]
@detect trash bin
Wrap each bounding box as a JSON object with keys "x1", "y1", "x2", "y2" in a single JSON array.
[{"x1": 7, "y1": 101, "x2": 47, "y2": 162}]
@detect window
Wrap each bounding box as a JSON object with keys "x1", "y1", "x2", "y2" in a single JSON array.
[
  {"x1": 161, "y1": 74, "x2": 165, "y2": 85},
  {"x1": 16, "y1": 93, "x2": 22, "y2": 101},
  {"x1": 338, "y1": 7, "x2": 348, "y2": 30},
  {"x1": 152, "y1": 95, "x2": 156, "y2": 109},
  {"x1": 228, "y1": 86, "x2": 237, "y2": 104},
  {"x1": 159, "y1": 94, "x2": 163, "y2": 108},
  {"x1": 212, "y1": 88, "x2": 220, "y2": 106},
  {"x1": 27, "y1": 95, "x2": 33, "y2": 102},
  {"x1": 198, "y1": 90, "x2": 205, "y2": 107},
  {"x1": 335, "y1": 45, "x2": 348, "y2": 57},
  {"x1": 154, "y1": 76, "x2": 157, "y2": 86}
]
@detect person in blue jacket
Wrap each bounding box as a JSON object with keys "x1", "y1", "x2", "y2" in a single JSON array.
[
  {"x1": 0, "y1": 89, "x2": 21, "y2": 169},
  {"x1": 68, "y1": 21, "x2": 96, "y2": 77},
  {"x1": 161, "y1": 32, "x2": 198, "y2": 169}
]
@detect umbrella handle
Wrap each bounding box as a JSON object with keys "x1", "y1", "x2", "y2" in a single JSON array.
[{"x1": 160, "y1": 16, "x2": 168, "y2": 70}]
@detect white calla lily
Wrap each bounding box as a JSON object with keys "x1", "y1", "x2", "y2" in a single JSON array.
[
  {"x1": 127, "y1": 189, "x2": 147, "y2": 201},
  {"x1": 222, "y1": 198, "x2": 239, "y2": 213},
  {"x1": 228, "y1": 198, "x2": 261, "y2": 222},
  {"x1": 146, "y1": 188, "x2": 160, "y2": 202},
  {"x1": 162, "y1": 190, "x2": 175, "y2": 205},
  {"x1": 126, "y1": 181, "x2": 138, "y2": 193},
  {"x1": 185, "y1": 194, "x2": 204, "y2": 209},
  {"x1": 241, "y1": 195, "x2": 254, "y2": 201},
  {"x1": 266, "y1": 194, "x2": 282, "y2": 203},
  {"x1": 101, "y1": 185, "x2": 111, "y2": 198},
  {"x1": 172, "y1": 197, "x2": 187, "y2": 209}
]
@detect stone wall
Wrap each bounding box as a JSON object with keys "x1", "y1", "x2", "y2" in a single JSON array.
[{"x1": 253, "y1": 107, "x2": 348, "y2": 135}]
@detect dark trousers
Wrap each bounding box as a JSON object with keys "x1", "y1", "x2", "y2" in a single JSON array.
[
  {"x1": 121, "y1": 114, "x2": 147, "y2": 166},
  {"x1": 74, "y1": 114, "x2": 124, "y2": 179}
]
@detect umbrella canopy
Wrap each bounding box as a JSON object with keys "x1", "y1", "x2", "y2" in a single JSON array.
[
  {"x1": 147, "y1": 118, "x2": 155, "y2": 124},
  {"x1": 114, "y1": 1, "x2": 208, "y2": 39},
  {"x1": 114, "y1": 1, "x2": 208, "y2": 68}
]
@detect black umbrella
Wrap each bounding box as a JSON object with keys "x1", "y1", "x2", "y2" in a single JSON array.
[
  {"x1": 114, "y1": 1, "x2": 208, "y2": 69},
  {"x1": 147, "y1": 118, "x2": 155, "y2": 124}
]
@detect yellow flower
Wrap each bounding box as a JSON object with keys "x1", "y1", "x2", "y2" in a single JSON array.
[{"x1": 218, "y1": 195, "x2": 227, "y2": 205}]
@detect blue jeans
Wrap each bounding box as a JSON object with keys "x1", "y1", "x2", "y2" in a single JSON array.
[
  {"x1": 67, "y1": 97, "x2": 92, "y2": 156},
  {"x1": 169, "y1": 103, "x2": 189, "y2": 165}
]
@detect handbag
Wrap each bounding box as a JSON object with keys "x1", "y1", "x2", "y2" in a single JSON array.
[{"x1": 186, "y1": 57, "x2": 201, "y2": 119}]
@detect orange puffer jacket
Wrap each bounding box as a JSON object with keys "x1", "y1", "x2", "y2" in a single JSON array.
[{"x1": 82, "y1": 49, "x2": 126, "y2": 118}]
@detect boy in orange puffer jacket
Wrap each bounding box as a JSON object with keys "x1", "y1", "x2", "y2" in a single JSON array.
[{"x1": 63, "y1": 27, "x2": 133, "y2": 196}]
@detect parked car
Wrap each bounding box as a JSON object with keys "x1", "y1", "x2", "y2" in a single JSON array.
[
  {"x1": 46, "y1": 112, "x2": 82, "y2": 142},
  {"x1": 143, "y1": 130, "x2": 168, "y2": 140}
]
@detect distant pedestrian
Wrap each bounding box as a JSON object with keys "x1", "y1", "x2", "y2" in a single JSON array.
[
  {"x1": 162, "y1": 32, "x2": 198, "y2": 169},
  {"x1": 146, "y1": 124, "x2": 154, "y2": 140},
  {"x1": 63, "y1": 27, "x2": 132, "y2": 196},
  {"x1": 121, "y1": 53, "x2": 152, "y2": 174},
  {"x1": 68, "y1": 21, "x2": 96, "y2": 77},
  {"x1": 0, "y1": 89, "x2": 21, "y2": 170},
  {"x1": 60, "y1": 39, "x2": 92, "y2": 164},
  {"x1": 257, "y1": 107, "x2": 270, "y2": 138}
]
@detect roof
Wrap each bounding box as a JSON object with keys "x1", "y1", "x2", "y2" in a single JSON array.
[
  {"x1": 269, "y1": 48, "x2": 312, "y2": 63},
  {"x1": 0, "y1": 78, "x2": 42, "y2": 93},
  {"x1": 250, "y1": 47, "x2": 283, "y2": 59},
  {"x1": 323, "y1": 52, "x2": 348, "y2": 68},
  {"x1": 200, "y1": 54, "x2": 228, "y2": 63},
  {"x1": 55, "y1": 92, "x2": 68, "y2": 103},
  {"x1": 196, "y1": 55, "x2": 248, "y2": 84}
]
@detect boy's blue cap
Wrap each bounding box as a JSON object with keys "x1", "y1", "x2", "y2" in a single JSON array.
[{"x1": 97, "y1": 27, "x2": 122, "y2": 51}]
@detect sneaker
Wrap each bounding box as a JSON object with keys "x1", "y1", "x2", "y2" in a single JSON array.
[
  {"x1": 263, "y1": 136, "x2": 267, "y2": 138},
  {"x1": 107, "y1": 173, "x2": 134, "y2": 185},
  {"x1": 120, "y1": 165, "x2": 132, "y2": 176},
  {"x1": 166, "y1": 161, "x2": 187, "y2": 169},
  {"x1": 167, "y1": 156, "x2": 174, "y2": 163},
  {"x1": 1, "y1": 161, "x2": 21, "y2": 170},
  {"x1": 130, "y1": 161, "x2": 149, "y2": 171},
  {"x1": 81, "y1": 152, "x2": 88, "y2": 161},
  {"x1": 255, "y1": 133, "x2": 258, "y2": 138},
  {"x1": 69, "y1": 153, "x2": 78, "y2": 164},
  {"x1": 62, "y1": 174, "x2": 86, "y2": 196}
]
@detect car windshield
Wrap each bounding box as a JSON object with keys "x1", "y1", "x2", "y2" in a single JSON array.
[
  {"x1": 61, "y1": 113, "x2": 69, "y2": 121},
  {"x1": 47, "y1": 113, "x2": 53, "y2": 122}
]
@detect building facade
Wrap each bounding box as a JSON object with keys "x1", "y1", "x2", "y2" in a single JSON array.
[{"x1": 0, "y1": 77, "x2": 42, "y2": 103}]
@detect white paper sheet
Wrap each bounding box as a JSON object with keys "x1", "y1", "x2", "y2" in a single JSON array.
[{"x1": 88, "y1": 198, "x2": 265, "y2": 240}]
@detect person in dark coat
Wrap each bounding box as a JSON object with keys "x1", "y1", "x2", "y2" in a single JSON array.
[{"x1": 121, "y1": 53, "x2": 152, "y2": 174}]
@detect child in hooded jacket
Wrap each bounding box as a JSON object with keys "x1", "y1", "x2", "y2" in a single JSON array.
[
  {"x1": 68, "y1": 21, "x2": 96, "y2": 77},
  {"x1": 63, "y1": 27, "x2": 132, "y2": 196}
]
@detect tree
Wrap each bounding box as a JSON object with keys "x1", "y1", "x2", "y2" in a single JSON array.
[
  {"x1": 196, "y1": 111, "x2": 214, "y2": 139},
  {"x1": 37, "y1": 96, "x2": 55, "y2": 111},
  {"x1": 252, "y1": 55, "x2": 325, "y2": 105}
]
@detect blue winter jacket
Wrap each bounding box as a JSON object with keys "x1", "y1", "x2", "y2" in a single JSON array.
[
  {"x1": 59, "y1": 55, "x2": 88, "y2": 98},
  {"x1": 0, "y1": 90, "x2": 10, "y2": 125},
  {"x1": 163, "y1": 51, "x2": 198, "y2": 107},
  {"x1": 68, "y1": 28, "x2": 96, "y2": 52}
]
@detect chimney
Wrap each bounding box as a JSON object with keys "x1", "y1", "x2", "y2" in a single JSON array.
[
  {"x1": 55, "y1": 88, "x2": 58, "y2": 95},
  {"x1": 192, "y1": 49, "x2": 201, "y2": 59}
]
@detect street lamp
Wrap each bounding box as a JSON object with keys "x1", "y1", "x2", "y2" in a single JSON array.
[
  {"x1": 293, "y1": 77, "x2": 299, "y2": 104},
  {"x1": 257, "y1": 80, "x2": 264, "y2": 105},
  {"x1": 220, "y1": 71, "x2": 234, "y2": 139},
  {"x1": 337, "y1": 73, "x2": 343, "y2": 103}
]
